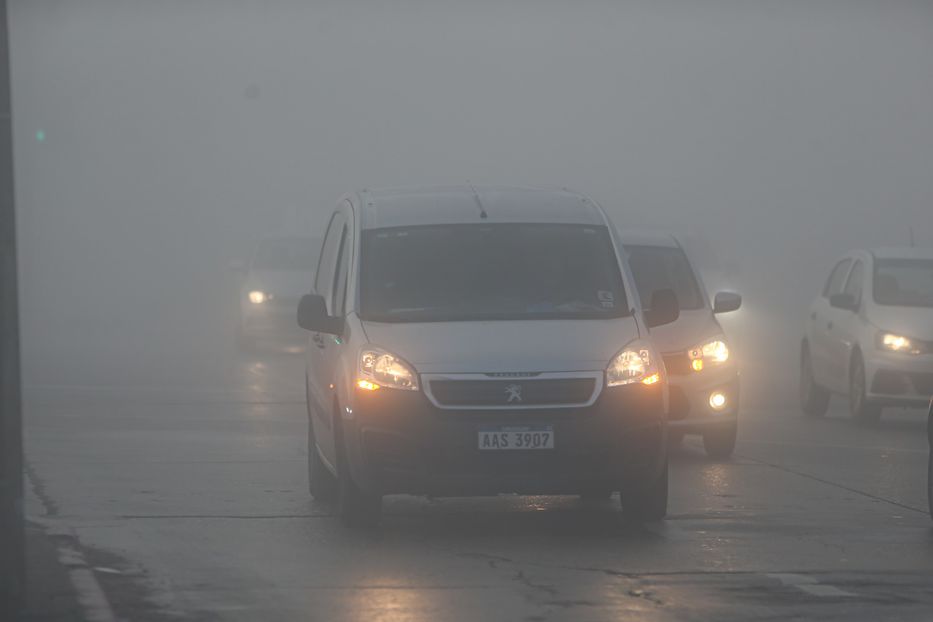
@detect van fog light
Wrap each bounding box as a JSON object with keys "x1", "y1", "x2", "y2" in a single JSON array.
[{"x1": 709, "y1": 391, "x2": 727, "y2": 411}]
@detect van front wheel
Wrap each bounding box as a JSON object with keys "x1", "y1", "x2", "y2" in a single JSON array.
[
  {"x1": 622, "y1": 460, "x2": 668, "y2": 522},
  {"x1": 335, "y1": 420, "x2": 382, "y2": 528}
]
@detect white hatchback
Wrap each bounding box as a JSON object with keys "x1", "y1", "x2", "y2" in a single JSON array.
[{"x1": 800, "y1": 247, "x2": 933, "y2": 422}]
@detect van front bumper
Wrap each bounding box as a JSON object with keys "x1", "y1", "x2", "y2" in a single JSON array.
[{"x1": 341, "y1": 382, "x2": 667, "y2": 497}]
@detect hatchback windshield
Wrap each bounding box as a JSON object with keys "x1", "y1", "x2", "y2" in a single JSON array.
[
  {"x1": 625, "y1": 245, "x2": 705, "y2": 311},
  {"x1": 252, "y1": 237, "x2": 322, "y2": 271},
  {"x1": 873, "y1": 258, "x2": 933, "y2": 308},
  {"x1": 360, "y1": 224, "x2": 629, "y2": 322}
]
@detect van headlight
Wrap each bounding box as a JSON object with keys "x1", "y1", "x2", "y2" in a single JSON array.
[
  {"x1": 358, "y1": 348, "x2": 419, "y2": 391},
  {"x1": 248, "y1": 290, "x2": 267, "y2": 304},
  {"x1": 688, "y1": 338, "x2": 730, "y2": 371},
  {"x1": 607, "y1": 341, "x2": 660, "y2": 387}
]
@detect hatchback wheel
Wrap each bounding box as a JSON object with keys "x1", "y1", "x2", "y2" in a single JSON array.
[
  {"x1": 702, "y1": 422, "x2": 737, "y2": 459},
  {"x1": 849, "y1": 353, "x2": 881, "y2": 424},
  {"x1": 800, "y1": 345, "x2": 830, "y2": 417}
]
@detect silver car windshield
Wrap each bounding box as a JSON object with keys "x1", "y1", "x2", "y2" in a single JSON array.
[
  {"x1": 626, "y1": 245, "x2": 705, "y2": 311},
  {"x1": 359, "y1": 223, "x2": 630, "y2": 322},
  {"x1": 873, "y1": 258, "x2": 933, "y2": 308}
]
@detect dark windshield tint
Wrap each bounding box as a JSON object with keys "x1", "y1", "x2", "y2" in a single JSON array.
[
  {"x1": 873, "y1": 258, "x2": 933, "y2": 308},
  {"x1": 360, "y1": 224, "x2": 629, "y2": 322},
  {"x1": 625, "y1": 245, "x2": 705, "y2": 311},
  {"x1": 253, "y1": 237, "x2": 322, "y2": 271}
]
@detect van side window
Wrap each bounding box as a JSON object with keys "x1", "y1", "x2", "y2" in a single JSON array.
[
  {"x1": 314, "y1": 211, "x2": 347, "y2": 314},
  {"x1": 822, "y1": 259, "x2": 852, "y2": 297},
  {"x1": 332, "y1": 225, "x2": 351, "y2": 317}
]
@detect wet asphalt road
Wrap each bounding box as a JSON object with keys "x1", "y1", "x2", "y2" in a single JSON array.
[{"x1": 23, "y1": 349, "x2": 933, "y2": 622}]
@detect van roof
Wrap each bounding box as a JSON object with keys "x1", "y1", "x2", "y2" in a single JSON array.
[{"x1": 355, "y1": 185, "x2": 607, "y2": 230}]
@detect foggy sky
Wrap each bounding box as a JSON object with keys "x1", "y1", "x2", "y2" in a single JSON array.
[{"x1": 9, "y1": 1, "x2": 933, "y2": 396}]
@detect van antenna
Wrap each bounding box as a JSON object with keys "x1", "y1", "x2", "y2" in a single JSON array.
[{"x1": 467, "y1": 181, "x2": 488, "y2": 219}]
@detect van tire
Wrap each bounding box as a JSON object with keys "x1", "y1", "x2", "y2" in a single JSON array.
[
  {"x1": 335, "y1": 415, "x2": 382, "y2": 528},
  {"x1": 307, "y1": 417, "x2": 337, "y2": 501},
  {"x1": 622, "y1": 460, "x2": 668, "y2": 522}
]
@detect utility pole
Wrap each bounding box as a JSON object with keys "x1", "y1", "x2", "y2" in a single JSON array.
[{"x1": 0, "y1": 0, "x2": 24, "y2": 616}]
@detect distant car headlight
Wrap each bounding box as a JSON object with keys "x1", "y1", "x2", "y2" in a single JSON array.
[
  {"x1": 688, "y1": 338, "x2": 730, "y2": 371},
  {"x1": 248, "y1": 290, "x2": 267, "y2": 304},
  {"x1": 878, "y1": 332, "x2": 921, "y2": 355},
  {"x1": 607, "y1": 340, "x2": 661, "y2": 387},
  {"x1": 358, "y1": 348, "x2": 419, "y2": 391}
]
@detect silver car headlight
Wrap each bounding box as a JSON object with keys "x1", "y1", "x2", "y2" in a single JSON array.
[
  {"x1": 688, "y1": 337, "x2": 730, "y2": 372},
  {"x1": 607, "y1": 340, "x2": 661, "y2": 387},
  {"x1": 358, "y1": 347, "x2": 420, "y2": 391}
]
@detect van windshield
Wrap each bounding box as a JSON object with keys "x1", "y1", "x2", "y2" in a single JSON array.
[
  {"x1": 625, "y1": 244, "x2": 705, "y2": 310},
  {"x1": 360, "y1": 224, "x2": 630, "y2": 322},
  {"x1": 873, "y1": 258, "x2": 933, "y2": 308}
]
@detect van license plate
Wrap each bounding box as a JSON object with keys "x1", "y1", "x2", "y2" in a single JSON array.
[{"x1": 478, "y1": 426, "x2": 554, "y2": 450}]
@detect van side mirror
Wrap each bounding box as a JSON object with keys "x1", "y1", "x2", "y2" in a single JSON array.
[
  {"x1": 713, "y1": 291, "x2": 742, "y2": 314},
  {"x1": 645, "y1": 288, "x2": 680, "y2": 328},
  {"x1": 297, "y1": 294, "x2": 344, "y2": 334},
  {"x1": 829, "y1": 293, "x2": 858, "y2": 312}
]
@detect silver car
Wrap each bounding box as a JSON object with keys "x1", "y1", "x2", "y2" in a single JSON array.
[
  {"x1": 621, "y1": 232, "x2": 742, "y2": 458},
  {"x1": 800, "y1": 247, "x2": 933, "y2": 422}
]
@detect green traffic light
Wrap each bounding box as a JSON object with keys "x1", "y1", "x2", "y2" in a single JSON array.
[{"x1": 35, "y1": 130, "x2": 45, "y2": 143}]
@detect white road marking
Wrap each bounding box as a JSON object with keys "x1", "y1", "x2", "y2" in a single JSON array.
[
  {"x1": 58, "y1": 545, "x2": 117, "y2": 622},
  {"x1": 767, "y1": 573, "x2": 856, "y2": 598},
  {"x1": 742, "y1": 438, "x2": 927, "y2": 455}
]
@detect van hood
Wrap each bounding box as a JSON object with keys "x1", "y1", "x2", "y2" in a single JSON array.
[
  {"x1": 868, "y1": 305, "x2": 933, "y2": 341},
  {"x1": 360, "y1": 317, "x2": 640, "y2": 373},
  {"x1": 644, "y1": 309, "x2": 722, "y2": 353}
]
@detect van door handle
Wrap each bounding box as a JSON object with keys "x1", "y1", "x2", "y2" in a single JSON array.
[{"x1": 312, "y1": 333, "x2": 325, "y2": 348}]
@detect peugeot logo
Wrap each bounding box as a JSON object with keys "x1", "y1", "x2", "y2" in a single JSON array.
[{"x1": 504, "y1": 384, "x2": 523, "y2": 403}]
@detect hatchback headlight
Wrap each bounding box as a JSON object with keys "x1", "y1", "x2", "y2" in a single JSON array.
[
  {"x1": 358, "y1": 348, "x2": 419, "y2": 391},
  {"x1": 607, "y1": 341, "x2": 661, "y2": 387},
  {"x1": 877, "y1": 332, "x2": 921, "y2": 355},
  {"x1": 688, "y1": 338, "x2": 730, "y2": 371}
]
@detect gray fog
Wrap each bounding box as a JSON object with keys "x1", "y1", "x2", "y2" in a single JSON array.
[
  {"x1": 8, "y1": 2, "x2": 933, "y2": 621},
  {"x1": 12, "y1": 1, "x2": 932, "y2": 397}
]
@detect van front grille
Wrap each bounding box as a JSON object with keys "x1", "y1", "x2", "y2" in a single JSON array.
[{"x1": 429, "y1": 378, "x2": 596, "y2": 407}]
